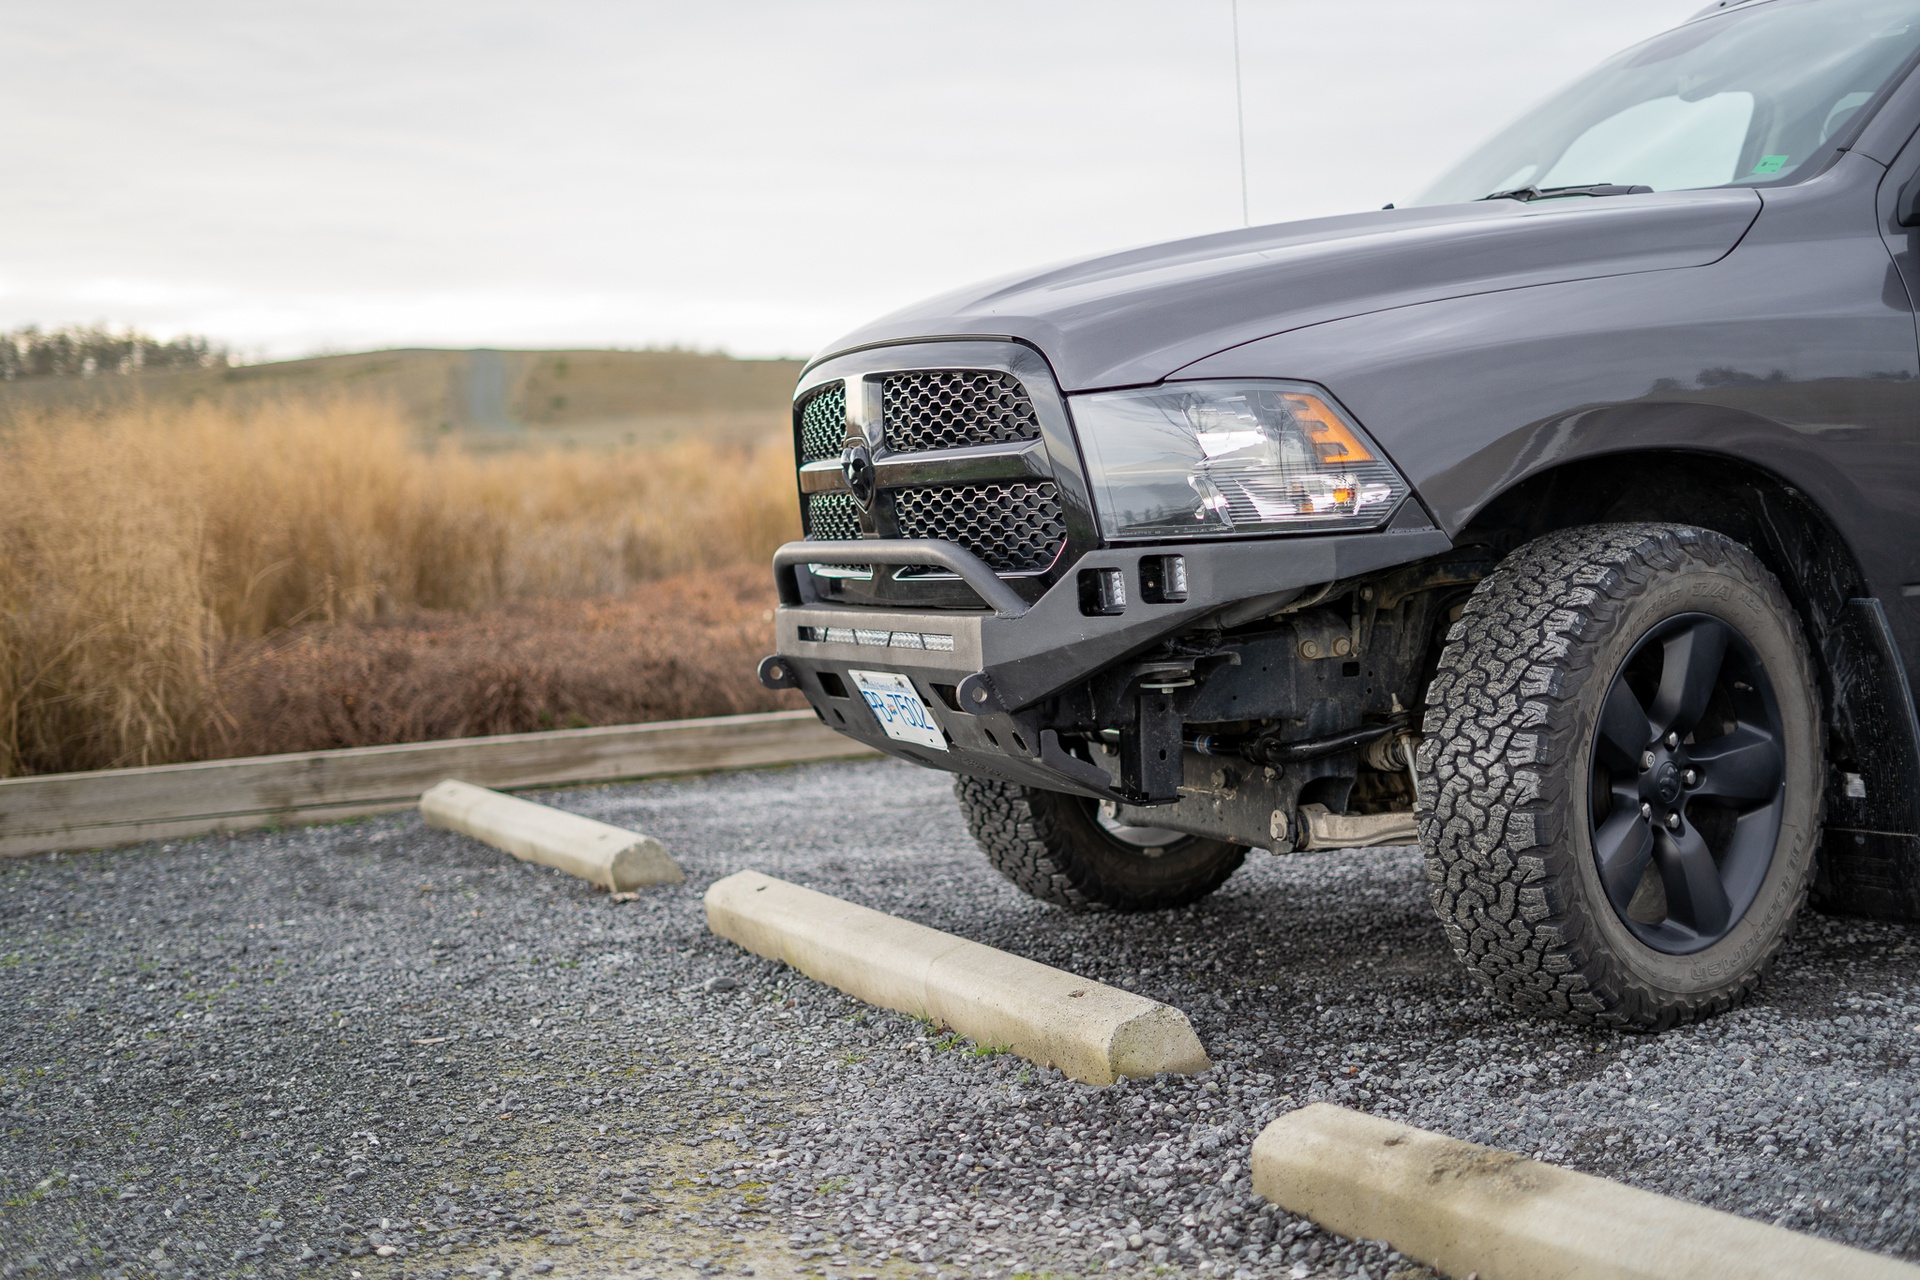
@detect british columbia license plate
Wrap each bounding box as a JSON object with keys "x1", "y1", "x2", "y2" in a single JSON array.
[{"x1": 847, "y1": 669, "x2": 947, "y2": 751}]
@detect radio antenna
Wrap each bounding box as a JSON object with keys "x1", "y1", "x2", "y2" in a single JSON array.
[{"x1": 1232, "y1": 0, "x2": 1249, "y2": 226}]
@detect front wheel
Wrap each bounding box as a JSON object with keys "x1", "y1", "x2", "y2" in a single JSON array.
[
  {"x1": 1419, "y1": 523, "x2": 1822, "y2": 1030},
  {"x1": 954, "y1": 776, "x2": 1246, "y2": 910}
]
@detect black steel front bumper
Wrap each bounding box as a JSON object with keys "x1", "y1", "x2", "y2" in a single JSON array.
[{"x1": 764, "y1": 516, "x2": 1451, "y2": 798}]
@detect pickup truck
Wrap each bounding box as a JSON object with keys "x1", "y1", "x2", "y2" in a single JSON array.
[{"x1": 759, "y1": 0, "x2": 1920, "y2": 1030}]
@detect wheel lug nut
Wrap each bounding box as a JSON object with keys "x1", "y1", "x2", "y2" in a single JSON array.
[
  {"x1": 1683, "y1": 769, "x2": 1698, "y2": 787},
  {"x1": 1665, "y1": 732, "x2": 1679, "y2": 748},
  {"x1": 1666, "y1": 812, "x2": 1681, "y2": 830},
  {"x1": 1640, "y1": 802, "x2": 1652, "y2": 820},
  {"x1": 1640, "y1": 751, "x2": 1655, "y2": 771}
]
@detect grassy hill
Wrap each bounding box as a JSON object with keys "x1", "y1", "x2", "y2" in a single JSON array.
[{"x1": 0, "y1": 347, "x2": 806, "y2": 450}]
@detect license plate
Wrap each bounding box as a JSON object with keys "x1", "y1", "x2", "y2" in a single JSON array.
[{"x1": 848, "y1": 669, "x2": 948, "y2": 751}]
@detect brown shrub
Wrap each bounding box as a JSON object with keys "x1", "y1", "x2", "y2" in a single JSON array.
[
  {"x1": 206, "y1": 565, "x2": 801, "y2": 757},
  {"x1": 0, "y1": 397, "x2": 799, "y2": 774}
]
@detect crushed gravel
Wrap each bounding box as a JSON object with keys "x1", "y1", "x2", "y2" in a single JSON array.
[{"x1": 1, "y1": 757, "x2": 1917, "y2": 1280}]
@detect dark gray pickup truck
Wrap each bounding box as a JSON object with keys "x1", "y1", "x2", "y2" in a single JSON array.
[{"x1": 760, "y1": 0, "x2": 1920, "y2": 1030}]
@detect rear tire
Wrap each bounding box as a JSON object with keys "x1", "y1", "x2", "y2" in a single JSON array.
[
  {"x1": 1418, "y1": 523, "x2": 1822, "y2": 1030},
  {"x1": 953, "y1": 776, "x2": 1246, "y2": 910}
]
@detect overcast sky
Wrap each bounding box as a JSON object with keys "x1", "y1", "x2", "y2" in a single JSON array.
[{"x1": 4, "y1": 0, "x2": 1702, "y2": 361}]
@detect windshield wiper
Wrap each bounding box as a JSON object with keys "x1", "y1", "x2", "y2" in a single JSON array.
[{"x1": 1482, "y1": 183, "x2": 1654, "y2": 202}]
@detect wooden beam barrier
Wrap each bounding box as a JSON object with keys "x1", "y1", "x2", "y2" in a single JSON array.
[{"x1": 0, "y1": 711, "x2": 878, "y2": 858}]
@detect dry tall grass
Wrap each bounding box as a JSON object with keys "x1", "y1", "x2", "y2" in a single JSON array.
[{"x1": 0, "y1": 398, "x2": 798, "y2": 775}]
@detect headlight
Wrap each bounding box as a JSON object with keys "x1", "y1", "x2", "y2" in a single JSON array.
[{"x1": 1071, "y1": 380, "x2": 1410, "y2": 540}]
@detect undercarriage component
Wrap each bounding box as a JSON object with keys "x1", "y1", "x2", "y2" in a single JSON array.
[
  {"x1": 1189, "y1": 719, "x2": 1403, "y2": 769},
  {"x1": 1109, "y1": 743, "x2": 1353, "y2": 854},
  {"x1": 1298, "y1": 804, "x2": 1418, "y2": 849},
  {"x1": 1121, "y1": 683, "x2": 1186, "y2": 802}
]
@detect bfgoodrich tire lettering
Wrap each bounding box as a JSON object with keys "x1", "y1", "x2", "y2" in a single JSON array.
[
  {"x1": 1417, "y1": 523, "x2": 1822, "y2": 1030},
  {"x1": 953, "y1": 776, "x2": 1246, "y2": 911}
]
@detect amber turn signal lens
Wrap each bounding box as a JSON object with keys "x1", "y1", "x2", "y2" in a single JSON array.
[{"x1": 1285, "y1": 393, "x2": 1375, "y2": 464}]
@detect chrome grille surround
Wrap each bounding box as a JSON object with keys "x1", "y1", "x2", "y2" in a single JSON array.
[
  {"x1": 882, "y1": 370, "x2": 1041, "y2": 453},
  {"x1": 894, "y1": 482, "x2": 1066, "y2": 574}
]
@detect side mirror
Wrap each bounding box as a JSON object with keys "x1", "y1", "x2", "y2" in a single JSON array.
[{"x1": 1899, "y1": 173, "x2": 1920, "y2": 227}]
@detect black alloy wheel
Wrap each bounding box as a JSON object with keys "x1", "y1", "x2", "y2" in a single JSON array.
[{"x1": 1588, "y1": 613, "x2": 1787, "y2": 954}]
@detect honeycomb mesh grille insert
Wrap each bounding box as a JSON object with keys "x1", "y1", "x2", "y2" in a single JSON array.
[
  {"x1": 882, "y1": 370, "x2": 1041, "y2": 453},
  {"x1": 799, "y1": 382, "x2": 847, "y2": 463},
  {"x1": 804, "y1": 492, "x2": 862, "y2": 542},
  {"x1": 894, "y1": 482, "x2": 1066, "y2": 573}
]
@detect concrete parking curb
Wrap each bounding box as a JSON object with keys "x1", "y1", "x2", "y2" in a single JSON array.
[
  {"x1": 1252, "y1": 1103, "x2": 1920, "y2": 1280},
  {"x1": 421, "y1": 780, "x2": 682, "y2": 892},
  {"x1": 703, "y1": 870, "x2": 1209, "y2": 1085}
]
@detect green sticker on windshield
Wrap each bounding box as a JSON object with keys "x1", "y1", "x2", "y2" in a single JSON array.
[{"x1": 1752, "y1": 154, "x2": 1790, "y2": 174}]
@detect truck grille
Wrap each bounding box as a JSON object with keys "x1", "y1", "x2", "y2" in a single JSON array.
[
  {"x1": 799, "y1": 382, "x2": 847, "y2": 463},
  {"x1": 882, "y1": 370, "x2": 1041, "y2": 452},
  {"x1": 894, "y1": 482, "x2": 1066, "y2": 573},
  {"x1": 804, "y1": 492, "x2": 861, "y2": 542},
  {"x1": 794, "y1": 362, "x2": 1069, "y2": 586}
]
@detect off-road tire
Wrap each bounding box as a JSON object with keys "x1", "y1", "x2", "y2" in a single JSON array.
[
  {"x1": 953, "y1": 776, "x2": 1247, "y2": 910},
  {"x1": 1418, "y1": 523, "x2": 1823, "y2": 1030}
]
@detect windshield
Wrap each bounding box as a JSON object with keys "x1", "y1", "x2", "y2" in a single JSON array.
[{"x1": 1413, "y1": 0, "x2": 1920, "y2": 205}]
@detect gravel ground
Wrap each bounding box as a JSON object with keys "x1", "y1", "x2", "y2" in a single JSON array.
[{"x1": 2, "y1": 756, "x2": 1917, "y2": 1280}]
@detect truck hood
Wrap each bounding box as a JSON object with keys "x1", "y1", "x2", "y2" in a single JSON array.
[{"x1": 815, "y1": 189, "x2": 1763, "y2": 392}]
